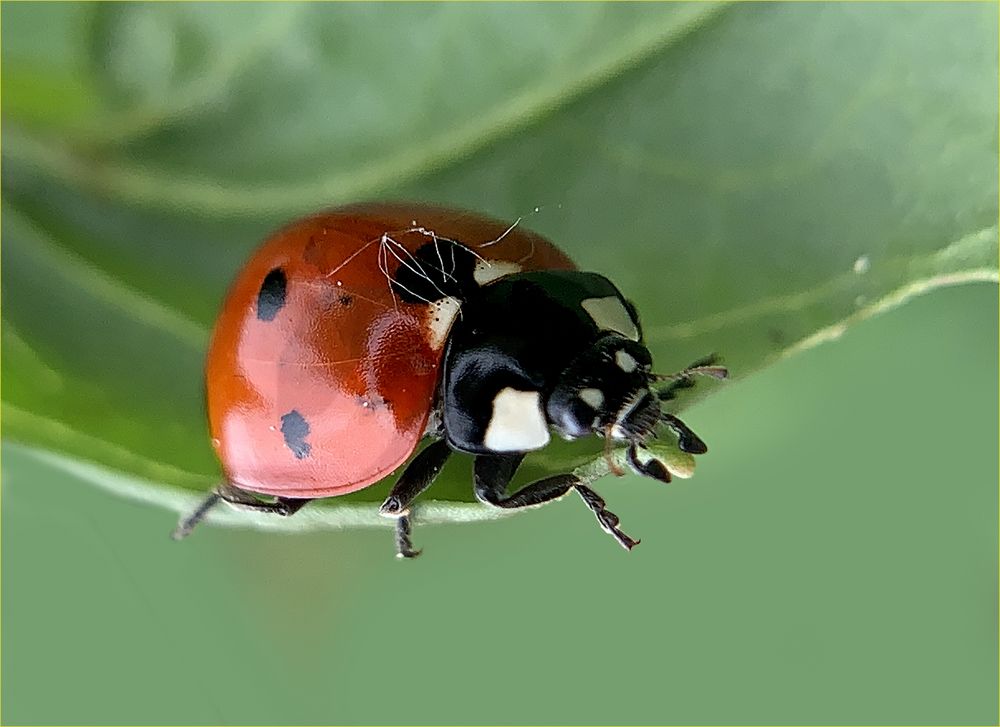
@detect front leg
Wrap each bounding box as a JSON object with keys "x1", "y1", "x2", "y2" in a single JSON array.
[{"x1": 473, "y1": 454, "x2": 640, "y2": 551}]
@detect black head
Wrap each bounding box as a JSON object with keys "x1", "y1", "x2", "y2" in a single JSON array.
[{"x1": 546, "y1": 334, "x2": 661, "y2": 444}]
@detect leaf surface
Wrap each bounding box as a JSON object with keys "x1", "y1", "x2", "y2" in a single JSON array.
[{"x1": 3, "y1": 2, "x2": 996, "y2": 529}]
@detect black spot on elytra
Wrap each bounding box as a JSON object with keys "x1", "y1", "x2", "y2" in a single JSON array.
[
  {"x1": 339, "y1": 294, "x2": 353, "y2": 307},
  {"x1": 280, "y1": 410, "x2": 311, "y2": 459},
  {"x1": 257, "y1": 268, "x2": 287, "y2": 321}
]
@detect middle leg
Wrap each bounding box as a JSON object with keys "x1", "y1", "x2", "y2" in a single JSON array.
[{"x1": 379, "y1": 439, "x2": 453, "y2": 558}]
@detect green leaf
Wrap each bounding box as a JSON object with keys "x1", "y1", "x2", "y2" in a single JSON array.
[{"x1": 3, "y1": 2, "x2": 997, "y2": 532}]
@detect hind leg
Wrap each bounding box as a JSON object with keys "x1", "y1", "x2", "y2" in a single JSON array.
[{"x1": 171, "y1": 482, "x2": 309, "y2": 540}]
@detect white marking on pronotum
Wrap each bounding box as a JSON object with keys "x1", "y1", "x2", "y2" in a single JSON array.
[
  {"x1": 483, "y1": 388, "x2": 551, "y2": 452},
  {"x1": 426, "y1": 297, "x2": 462, "y2": 349},
  {"x1": 474, "y1": 259, "x2": 521, "y2": 286},
  {"x1": 615, "y1": 349, "x2": 638, "y2": 373},
  {"x1": 578, "y1": 388, "x2": 605, "y2": 410},
  {"x1": 853, "y1": 255, "x2": 871, "y2": 274},
  {"x1": 581, "y1": 296, "x2": 640, "y2": 341}
]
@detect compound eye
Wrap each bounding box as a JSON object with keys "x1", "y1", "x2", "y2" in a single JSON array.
[{"x1": 547, "y1": 388, "x2": 598, "y2": 439}]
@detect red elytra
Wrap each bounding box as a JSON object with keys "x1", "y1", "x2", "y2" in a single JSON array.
[{"x1": 205, "y1": 203, "x2": 574, "y2": 499}]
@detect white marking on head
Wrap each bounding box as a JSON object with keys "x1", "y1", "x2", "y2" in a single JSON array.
[
  {"x1": 578, "y1": 387, "x2": 605, "y2": 410},
  {"x1": 615, "y1": 349, "x2": 638, "y2": 373},
  {"x1": 426, "y1": 296, "x2": 462, "y2": 349},
  {"x1": 474, "y1": 259, "x2": 521, "y2": 286},
  {"x1": 581, "y1": 296, "x2": 639, "y2": 341},
  {"x1": 483, "y1": 388, "x2": 551, "y2": 452}
]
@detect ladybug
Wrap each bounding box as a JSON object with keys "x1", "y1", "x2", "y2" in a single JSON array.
[{"x1": 173, "y1": 203, "x2": 726, "y2": 557}]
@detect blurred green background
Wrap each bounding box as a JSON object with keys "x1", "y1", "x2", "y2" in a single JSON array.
[
  {"x1": 3, "y1": 284, "x2": 997, "y2": 725},
  {"x1": 2, "y1": 2, "x2": 997, "y2": 724}
]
